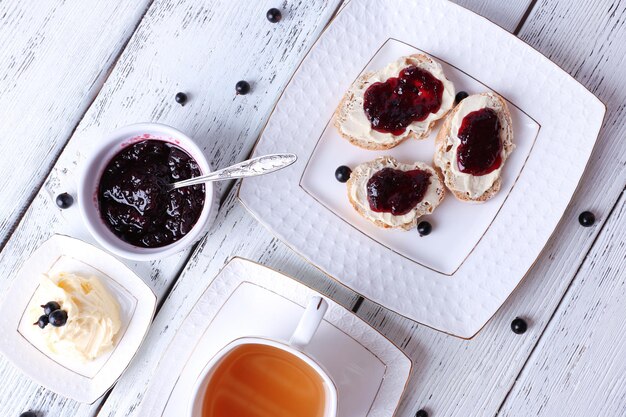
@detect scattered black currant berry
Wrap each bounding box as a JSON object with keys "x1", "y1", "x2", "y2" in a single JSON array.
[
  {"x1": 417, "y1": 221, "x2": 432, "y2": 236},
  {"x1": 55, "y1": 193, "x2": 73, "y2": 209},
  {"x1": 266, "y1": 8, "x2": 282, "y2": 23},
  {"x1": 41, "y1": 301, "x2": 61, "y2": 316},
  {"x1": 415, "y1": 409, "x2": 428, "y2": 417},
  {"x1": 511, "y1": 317, "x2": 527, "y2": 334},
  {"x1": 455, "y1": 91, "x2": 469, "y2": 104},
  {"x1": 33, "y1": 315, "x2": 49, "y2": 329},
  {"x1": 19, "y1": 412, "x2": 37, "y2": 417},
  {"x1": 578, "y1": 211, "x2": 595, "y2": 227},
  {"x1": 235, "y1": 80, "x2": 251, "y2": 95},
  {"x1": 174, "y1": 92, "x2": 188, "y2": 106},
  {"x1": 49, "y1": 309, "x2": 68, "y2": 327},
  {"x1": 335, "y1": 165, "x2": 352, "y2": 183}
]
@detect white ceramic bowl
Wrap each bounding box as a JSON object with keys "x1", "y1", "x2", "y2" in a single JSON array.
[{"x1": 78, "y1": 123, "x2": 217, "y2": 261}]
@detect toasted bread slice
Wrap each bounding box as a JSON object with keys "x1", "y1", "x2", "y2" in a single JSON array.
[
  {"x1": 334, "y1": 54, "x2": 455, "y2": 150},
  {"x1": 434, "y1": 92, "x2": 514, "y2": 202},
  {"x1": 346, "y1": 156, "x2": 445, "y2": 230}
]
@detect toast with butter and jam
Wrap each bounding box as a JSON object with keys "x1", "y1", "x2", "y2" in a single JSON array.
[
  {"x1": 347, "y1": 156, "x2": 445, "y2": 230},
  {"x1": 334, "y1": 54, "x2": 455, "y2": 150},
  {"x1": 434, "y1": 92, "x2": 514, "y2": 202}
]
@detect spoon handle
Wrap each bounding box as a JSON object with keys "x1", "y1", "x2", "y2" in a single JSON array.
[{"x1": 170, "y1": 153, "x2": 297, "y2": 190}]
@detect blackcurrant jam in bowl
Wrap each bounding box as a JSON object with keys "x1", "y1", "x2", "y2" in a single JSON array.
[{"x1": 78, "y1": 123, "x2": 217, "y2": 261}]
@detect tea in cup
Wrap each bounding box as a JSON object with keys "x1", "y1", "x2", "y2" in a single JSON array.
[{"x1": 189, "y1": 296, "x2": 337, "y2": 417}]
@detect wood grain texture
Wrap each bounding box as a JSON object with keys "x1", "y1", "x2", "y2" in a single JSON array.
[
  {"x1": 1, "y1": 1, "x2": 624, "y2": 417},
  {"x1": 0, "y1": 0, "x2": 152, "y2": 247},
  {"x1": 339, "y1": 0, "x2": 534, "y2": 32},
  {"x1": 0, "y1": 1, "x2": 342, "y2": 416},
  {"x1": 498, "y1": 192, "x2": 626, "y2": 416},
  {"x1": 453, "y1": 0, "x2": 533, "y2": 32},
  {"x1": 94, "y1": 1, "x2": 626, "y2": 417},
  {"x1": 496, "y1": 0, "x2": 626, "y2": 414}
]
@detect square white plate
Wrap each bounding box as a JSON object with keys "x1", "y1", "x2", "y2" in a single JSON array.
[
  {"x1": 138, "y1": 258, "x2": 411, "y2": 417},
  {"x1": 0, "y1": 235, "x2": 156, "y2": 403},
  {"x1": 239, "y1": 0, "x2": 605, "y2": 338},
  {"x1": 301, "y1": 39, "x2": 540, "y2": 275}
]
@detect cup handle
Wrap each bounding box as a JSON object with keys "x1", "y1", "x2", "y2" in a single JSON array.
[{"x1": 289, "y1": 296, "x2": 329, "y2": 349}]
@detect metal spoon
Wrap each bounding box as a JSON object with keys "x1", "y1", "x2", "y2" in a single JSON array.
[{"x1": 166, "y1": 153, "x2": 297, "y2": 191}]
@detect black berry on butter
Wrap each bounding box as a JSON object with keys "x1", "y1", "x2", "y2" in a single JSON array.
[
  {"x1": 33, "y1": 315, "x2": 49, "y2": 329},
  {"x1": 41, "y1": 301, "x2": 61, "y2": 316},
  {"x1": 49, "y1": 309, "x2": 68, "y2": 327}
]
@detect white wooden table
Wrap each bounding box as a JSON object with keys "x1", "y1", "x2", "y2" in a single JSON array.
[{"x1": 0, "y1": 0, "x2": 624, "y2": 416}]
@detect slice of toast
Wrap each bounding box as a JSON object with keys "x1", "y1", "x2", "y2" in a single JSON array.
[
  {"x1": 433, "y1": 92, "x2": 514, "y2": 202},
  {"x1": 346, "y1": 156, "x2": 445, "y2": 230},
  {"x1": 334, "y1": 54, "x2": 455, "y2": 150}
]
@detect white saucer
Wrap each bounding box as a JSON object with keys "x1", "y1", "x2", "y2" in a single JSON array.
[
  {"x1": 138, "y1": 258, "x2": 411, "y2": 417},
  {"x1": 0, "y1": 235, "x2": 156, "y2": 403}
]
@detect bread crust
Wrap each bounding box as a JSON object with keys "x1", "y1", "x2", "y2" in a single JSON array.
[
  {"x1": 433, "y1": 92, "x2": 513, "y2": 202},
  {"x1": 334, "y1": 54, "x2": 454, "y2": 150},
  {"x1": 346, "y1": 156, "x2": 445, "y2": 230}
]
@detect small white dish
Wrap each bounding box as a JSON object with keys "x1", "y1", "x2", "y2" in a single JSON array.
[
  {"x1": 77, "y1": 122, "x2": 218, "y2": 261},
  {"x1": 0, "y1": 235, "x2": 156, "y2": 403},
  {"x1": 138, "y1": 258, "x2": 411, "y2": 417},
  {"x1": 239, "y1": 0, "x2": 606, "y2": 338}
]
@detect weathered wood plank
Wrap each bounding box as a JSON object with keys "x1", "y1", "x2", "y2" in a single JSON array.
[
  {"x1": 340, "y1": 0, "x2": 534, "y2": 32},
  {"x1": 95, "y1": 1, "x2": 626, "y2": 417},
  {"x1": 453, "y1": 0, "x2": 533, "y2": 32},
  {"x1": 0, "y1": 0, "x2": 152, "y2": 247},
  {"x1": 0, "y1": 1, "x2": 342, "y2": 416},
  {"x1": 498, "y1": 192, "x2": 626, "y2": 416},
  {"x1": 496, "y1": 0, "x2": 626, "y2": 413}
]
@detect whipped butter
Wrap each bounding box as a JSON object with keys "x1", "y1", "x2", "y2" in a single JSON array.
[
  {"x1": 29, "y1": 273, "x2": 121, "y2": 362},
  {"x1": 338, "y1": 55, "x2": 455, "y2": 146},
  {"x1": 435, "y1": 93, "x2": 514, "y2": 199},
  {"x1": 349, "y1": 157, "x2": 444, "y2": 228}
]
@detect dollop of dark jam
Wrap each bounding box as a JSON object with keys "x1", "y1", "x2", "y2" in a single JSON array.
[
  {"x1": 363, "y1": 66, "x2": 444, "y2": 135},
  {"x1": 98, "y1": 140, "x2": 205, "y2": 248},
  {"x1": 366, "y1": 168, "x2": 431, "y2": 215},
  {"x1": 456, "y1": 108, "x2": 502, "y2": 176}
]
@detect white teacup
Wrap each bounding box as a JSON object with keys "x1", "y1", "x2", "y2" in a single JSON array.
[{"x1": 189, "y1": 296, "x2": 337, "y2": 417}]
